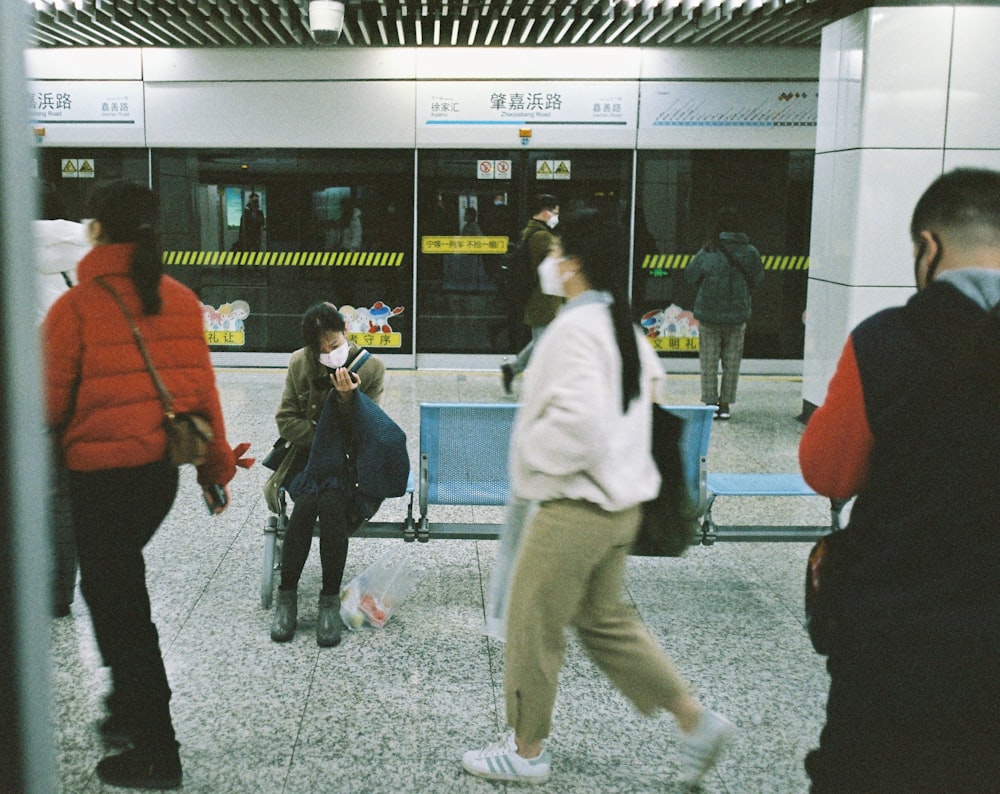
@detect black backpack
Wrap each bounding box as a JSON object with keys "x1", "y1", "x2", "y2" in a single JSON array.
[{"x1": 496, "y1": 227, "x2": 544, "y2": 311}]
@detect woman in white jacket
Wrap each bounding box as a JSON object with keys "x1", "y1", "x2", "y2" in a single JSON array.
[{"x1": 463, "y1": 209, "x2": 734, "y2": 789}]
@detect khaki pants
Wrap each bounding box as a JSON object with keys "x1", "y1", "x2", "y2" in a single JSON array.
[{"x1": 505, "y1": 499, "x2": 691, "y2": 743}]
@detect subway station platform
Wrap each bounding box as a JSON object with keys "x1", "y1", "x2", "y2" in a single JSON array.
[{"x1": 50, "y1": 368, "x2": 835, "y2": 793}]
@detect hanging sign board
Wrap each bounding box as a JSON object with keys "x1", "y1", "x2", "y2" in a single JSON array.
[{"x1": 29, "y1": 81, "x2": 145, "y2": 145}]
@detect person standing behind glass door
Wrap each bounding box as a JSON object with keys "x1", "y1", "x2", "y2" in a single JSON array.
[
  {"x1": 238, "y1": 192, "x2": 266, "y2": 251},
  {"x1": 684, "y1": 207, "x2": 764, "y2": 420},
  {"x1": 499, "y1": 193, "x2": 561, "y2": 394}
]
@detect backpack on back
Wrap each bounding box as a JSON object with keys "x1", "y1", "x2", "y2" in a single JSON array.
[{"x1": 496, "y1": 227, "x2": 543, "y2": 311}]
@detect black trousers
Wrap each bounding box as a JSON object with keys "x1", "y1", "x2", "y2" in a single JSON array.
[
  {"x1": 807, "y1": 641, "x2": 1000, "y2": 793},
  {"x1": 69, "y1": 461, "x2": 179, "y2": 752},
  {"x1": 279, "y1": 488, "x2": 352, "y2": 596}
]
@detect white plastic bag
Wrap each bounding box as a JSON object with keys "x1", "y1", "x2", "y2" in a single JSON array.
[
  {"x1": 482, "y1": 496, "x2": 537, "y2": 641},
  {"x1": 339, "y1": 546, "x2": 421, "y2": 629}
]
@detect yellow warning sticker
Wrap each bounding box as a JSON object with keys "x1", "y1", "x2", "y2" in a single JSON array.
[
  {"x1": 347, "y1": 332, "x2": 401, "y2": 349},
  {"x1": 205, "y1": 330, "x2": 245, "y2": 346},
  {"x1": 420, "y1": 236, "x2": 508, "y2": 254},
  {"x1": 78, "y1": 159, "x2": 95, "y2": 178},
  {"x1": 648, "y1": 336, "x2": 699, "y2": 352}
]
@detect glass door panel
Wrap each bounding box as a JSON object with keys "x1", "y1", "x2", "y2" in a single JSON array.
[
  {"x1": 153, "y1": 148, "x2": 414, "y2": 355},
  {"x1": 416, "y1": 149, "x2": 632, "y2": 355}
]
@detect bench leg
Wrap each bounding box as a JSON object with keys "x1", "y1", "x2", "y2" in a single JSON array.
[
  {"x1": 261, "y1": 520, "x2": 278, "y2": 609},
  {"x1": 403, "y1": 495, "x2": 416, "y2": 542},
  {"x1": 830, "y1": 498, "x2": 848, "y2": 531},
  {"x1": 700, "y1": 495, "x2": 718, "y2": 546}
]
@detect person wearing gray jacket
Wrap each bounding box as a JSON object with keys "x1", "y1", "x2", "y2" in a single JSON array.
[{"x1": 684, "y1": 207, "x2": 764, "y2": 419}]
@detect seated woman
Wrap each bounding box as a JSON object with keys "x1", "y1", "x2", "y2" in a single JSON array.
[{"x1": 267, "y1": 302, "x2": 385, "y2": 647}]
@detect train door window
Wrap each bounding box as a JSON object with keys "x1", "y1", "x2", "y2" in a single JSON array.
[
  {"x1": 152, "y1": 148, "x2": 414, "y2": 356},
  {"x1": 634, "y1": 150, "x2": 814, "y2": 360},
  {"x1": 416, "y1": 149, "x2": 631, "y2": 356}
]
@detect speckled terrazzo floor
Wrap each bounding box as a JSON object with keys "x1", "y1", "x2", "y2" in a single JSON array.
[{"x1": 49, "y1": 368, "x2": 835, "y2": 793}]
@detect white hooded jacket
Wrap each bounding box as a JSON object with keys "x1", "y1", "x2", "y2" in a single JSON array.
[{"x1": 34, "y1": 219, "x2": 89, "y2": 324}]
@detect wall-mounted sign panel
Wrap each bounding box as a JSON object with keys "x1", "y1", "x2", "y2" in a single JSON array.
[
  {"x1": 637, "y1": 82, "x2": 817, "y2": 150},
  {"x1": 29, "y1": 81, "x2": 145, "y2": 146},
  {"x1": 417, "y1": 81, "x2": 638, "y2": 148}
]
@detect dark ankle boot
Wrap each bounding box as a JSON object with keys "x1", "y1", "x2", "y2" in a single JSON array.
[
  {"x1": 96, "y1": 745, "x2": 182, "y2": 790},
  {"x1": 270, "y1": 588, "x2": 297, "y2": 642},
  {"x1": 316, "y1": 593, "x2": 342, "y2": 647}
]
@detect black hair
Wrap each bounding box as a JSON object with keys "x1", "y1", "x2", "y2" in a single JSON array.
[
  {"x1": 704, "y1": 207, "x2": 742, "y2": 252},
  {"x1": 910, "y1": 168, "x2": 1000, "y2": 244},
  {"x1": 913, "y1": 170, "x2": 1000, "y2": 373},
  {"x1": 300, "y1": 302, "x2": 346, "y2": 352},
  {"x1": 530, "y1": 193, "x2": 559, "y2": 217},
  {"x1": 86, "y1": 180, "x2": 162, "y2": 315},
  {"x1": 556, "y1": 208, "x2": 640, "y2": 413}
]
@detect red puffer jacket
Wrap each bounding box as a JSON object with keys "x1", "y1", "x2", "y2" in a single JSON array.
[{"x1": 43, "y1": 243, "x2": 235, "y2": 487}]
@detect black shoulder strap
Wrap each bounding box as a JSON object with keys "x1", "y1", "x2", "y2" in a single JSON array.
[{"x1": 719, "y1": 243, "x2": 755, "y2": 291}]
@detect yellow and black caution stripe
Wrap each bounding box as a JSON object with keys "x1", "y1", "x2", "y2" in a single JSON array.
[
  {"x1": 162, "y1": 251, "x2": 405, "y2": 267},
  {"x1": 762, "y1": 255, "x2": 809, "y2": 271},
  {"x1": 641, "y1": 254, "x2": 810, "y2": 271},
  {"x1": 641, "y1": 254, "x2": 693, "y2": 271}
]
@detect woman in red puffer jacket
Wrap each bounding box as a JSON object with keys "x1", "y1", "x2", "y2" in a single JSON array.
[{"x1": 43, "y1": 180, "x2": 236, "y2": 791}]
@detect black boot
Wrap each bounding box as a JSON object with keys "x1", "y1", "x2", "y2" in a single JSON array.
[
  {"x1": 96, "y1": 745, "x2": 182, "y2": 790},
  {"x1": 270, "y1": 587, "x2": 298, "y2": 642},
  {"x1": 316, "y1": 593, "x2": 342, "y2": 648}
]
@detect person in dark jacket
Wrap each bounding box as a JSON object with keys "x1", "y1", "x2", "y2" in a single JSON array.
[
  {"x1": 268, "y1": 302, "x2": 387, "y2": 647},
  {"x1": 684, "y1": 207, "x2": 764, "y2": 419},
  {"x1": 44, "y1": 180, "x2": 239, "y2": 790},
  {"x1": 799, "y1": 168, "x2": 1000, "y2": 793},
  {"x1": 499, "y1": 194, "x2": 561, "y2": 393}
]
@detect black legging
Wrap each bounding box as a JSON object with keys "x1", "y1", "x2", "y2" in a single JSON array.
[
  {"x1": 69, "y1": 461, "x2": 179, "y2": 753},
  {"x1": 279, "y1": 488, "x2": 352, "y2": 596}
]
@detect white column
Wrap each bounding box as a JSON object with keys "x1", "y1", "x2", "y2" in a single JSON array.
[{"x1": 802, "y1": 5, "x2": 1000, "y2": 411}]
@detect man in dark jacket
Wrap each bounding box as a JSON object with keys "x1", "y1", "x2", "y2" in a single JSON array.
[
  {"x1": 500, "y1": 193, "x2": 560, "y2": 393},
  {"x1": 799, "y1": 168, "x2": 1000, "y2": 793}
]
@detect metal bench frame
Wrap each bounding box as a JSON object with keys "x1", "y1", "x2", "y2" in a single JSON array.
[
  {"x1": 700, "y1": 472, "x2": 845, "y2": 544},
  {"x1": 261, "y1": 401, "x2": 838, "y2": 608}
]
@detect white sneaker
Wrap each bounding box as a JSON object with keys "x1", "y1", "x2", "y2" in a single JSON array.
[
  {"x1": 462, "y1": 731, "x2": 551, "y2": 785},
  {"x1": 679, "y1": 709, "x2": 735, "y2": 788}
]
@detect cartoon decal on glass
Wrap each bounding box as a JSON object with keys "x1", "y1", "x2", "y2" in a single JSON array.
[
  {"x1": 641, "y1": 305, "x2": 700, "y2": 352},
  {"x1": 337, "y1": 301, "x2": 406, "y2": 348},
  {"x1": 203, "y1": 300, "x2": 250, "y2": 346}
]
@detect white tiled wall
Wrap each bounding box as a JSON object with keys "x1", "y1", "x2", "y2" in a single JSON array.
[
  {"x1": 947, "y1": 7, "x2": 1000, "y2": 150},
  {"x1": 803, "y1": 4, "x2": 1000, "y2": 408},
  {"x1": 860, "y1": 7, "x2": 952, "y2": 150}
]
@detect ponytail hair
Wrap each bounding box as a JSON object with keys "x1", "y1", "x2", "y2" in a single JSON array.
[
  {"x1": 86, "y1": 180, "x2": 163, "y2": 315},
  {"x1": 556, "y1": 208, "x2": 640, "y2": 413}
]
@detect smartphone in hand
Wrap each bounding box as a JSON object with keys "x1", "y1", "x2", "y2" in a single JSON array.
[{"x1": 204, "y1": 484, "x2": 228, "y2": 515}]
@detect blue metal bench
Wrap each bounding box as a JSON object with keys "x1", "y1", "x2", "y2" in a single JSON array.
[
  {"x1": 700, "y1": 472, "x2": 845, "y2": 543},
  {"x1": 259, "y1": 400, "x2": 845, "y2": 606}
]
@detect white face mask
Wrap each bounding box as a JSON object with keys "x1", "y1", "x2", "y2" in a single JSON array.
[
  {"x1": 318, "y1": 343, "x2": 350, "y2": 369},
  {"x1": 546, "y1": 214, "x2": 559, "y2": 229},
  {"x1": 537, "y1": 255, "x2": 567, "y2": 297}
]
